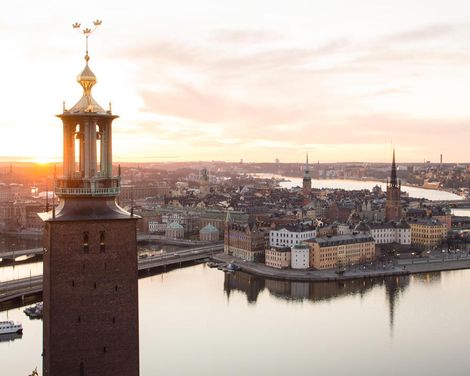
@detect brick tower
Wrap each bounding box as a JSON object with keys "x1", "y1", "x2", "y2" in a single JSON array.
[
  {"x1": 40, "y1": 24, "x2": 139, "y2": 376},
  {"x1": 385, "y1": 149, "x2": 402, "y2": 222},
  {"x1": 302, "y1": 153, "x2": 312, "y2": 194}
]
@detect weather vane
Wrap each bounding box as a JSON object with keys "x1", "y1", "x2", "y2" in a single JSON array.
[{"x1": 72, "y1": 19, "x2": 102, "y2": 63}]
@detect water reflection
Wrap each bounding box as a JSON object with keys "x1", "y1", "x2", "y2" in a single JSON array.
[
  {"x1": 0, "y1": 234, "x2": 41, "y2": 253},
  {"x1": 225, "y1": 271, "x2": 419, "y2": 333},
  {"x1": 0, "y1": 332, "x2": 23, "y2": 343}
]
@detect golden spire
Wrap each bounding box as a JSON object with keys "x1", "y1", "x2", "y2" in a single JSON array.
[
  {"x1": 72, "y1": 19, "x2": 102, "y2": 63},
  {"x1": 69, "y1": 20, "x2": 105, "y2": 113}
]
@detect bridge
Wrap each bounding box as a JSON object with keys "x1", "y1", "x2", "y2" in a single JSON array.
[
  {"x1": 0, "y1": 248, "x2": 43, "y2": 261},
  {"x1": 0, "y1": 243, "x2": 224, "y2": 305},
  {"x1": 428, "y1": 200, "x2": 470, "y2": 207},
  {"x1": 136, "y1": 234, "x2": 213, "y2": 246},
  {"x1": 0, "y1": 236, "x2": 218, "y2": 262}
]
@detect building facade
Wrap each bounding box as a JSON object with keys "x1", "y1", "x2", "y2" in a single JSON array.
[
  {"x1": 367, "y1": 220, "x2": 411, "y2": 245},
  {"x1": 291, "y1": 244, "x2": 310, "y2": 269},
  {"x1": 410, "y1": 219, "x2": 447, "y2": 250},
  {"x1": 199, "y1": 223, "x2": 219, "y2": 241},
  {"x1": 265, "y1": 247, "x2": 291, "y2": 269},
  {"x1": 269, "y1": 223, "x2": 316, "y2": 247},
  {"x1": 165, "y1": 221, "x2": 185, "y2": 239},
  {"x1": 224, "y1": 220, "x2": 265, "y2": 262},
  {"x1": 307, "y1": 234, "x2": 376, "y2": 270},
  {"x1": 40, "y1": 46, "x2": 139, "y2": 376}
]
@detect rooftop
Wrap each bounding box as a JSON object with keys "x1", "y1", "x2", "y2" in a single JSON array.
[{"x1": 308, "y1": 234, "x2": 375, "y2": 247}]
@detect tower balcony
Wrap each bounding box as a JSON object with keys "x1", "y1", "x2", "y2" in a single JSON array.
[{"x1": 55, "y1": 176, "x2": 121, "y2": 197}]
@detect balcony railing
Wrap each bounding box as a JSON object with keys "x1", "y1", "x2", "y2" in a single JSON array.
[{"x1": 55, "y1": 186, "x2": 121, "y2": 197}]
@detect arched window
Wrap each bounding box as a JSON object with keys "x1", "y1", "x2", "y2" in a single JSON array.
[
  {"x1": 100, "y1": 231, "x2": 105, "y2": 252},
  {"x1": 83, "y1": 232, "x2": 89, "y2": 253}
]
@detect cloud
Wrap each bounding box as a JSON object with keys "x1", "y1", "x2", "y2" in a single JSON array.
[
  {"x1": 211, "y1": 29, "x2": 282, "y2": 44},
  {"x1": 381, "y1": 24, "x2": 456, "y2": 43},
  {"x1": 96, "y1": 24, "x2": 470, "y2": 162}
]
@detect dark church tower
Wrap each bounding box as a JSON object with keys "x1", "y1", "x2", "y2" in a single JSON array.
[
  {"x1": 40, "y1": 25, "x2": 139, "y2": 376},
  {"x1": 302, "y1": 153, "x2": 312, "y2": 194},
  {"x1": 385, "y1": 149, "x2": 402, "y2": 222}
]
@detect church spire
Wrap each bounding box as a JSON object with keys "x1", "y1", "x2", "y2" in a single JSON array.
[
  {"x1": 302, "y1": 152, "x2": 312, "y2": 193},
  {"x1": 390, "y1": 149, "x2": 398, "y2": 187},
  {"x1": 304, "y1": 152, "x2": 310, "y2": 176}
]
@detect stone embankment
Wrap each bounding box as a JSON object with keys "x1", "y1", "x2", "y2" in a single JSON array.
[{"x1": 212, "y1": 254, "x2": 470, "y2": 282}]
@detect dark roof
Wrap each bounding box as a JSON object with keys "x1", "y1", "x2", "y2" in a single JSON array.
[
  {"x1": 273, "y1": 223, "x2": 316, "y2": 232},
  {"x1": 354, "y1": 221, "x2": 371, "y2": 232},
  {"x1": 309, "y1": 234, "x2": 374, "y2": 247}
]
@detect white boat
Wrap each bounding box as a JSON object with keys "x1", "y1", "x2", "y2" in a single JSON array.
[{"x1": 0, "y1": 320, "x2": 23, "y2": 334}]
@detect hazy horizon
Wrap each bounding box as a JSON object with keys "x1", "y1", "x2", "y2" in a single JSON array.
[{"x1": 2, "y1": 0, "x2": 470, "y2": 163}]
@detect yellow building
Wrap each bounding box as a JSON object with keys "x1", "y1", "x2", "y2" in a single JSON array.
[
  {"x1": 265, "y1": 247, "x2": 291, "y2": 269},
  {"x1": 410, "y1": 219, "x2": 447, "y2": 250},
  {"x1": 306, "y1": 234, "x2": 376, "y2": 270}
]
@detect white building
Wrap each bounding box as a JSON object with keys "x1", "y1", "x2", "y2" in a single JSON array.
[
  {"x1": 148, "y1": 221, "x2": 166, "y2": 233},
  {"x1": 337, "y1": 223, "x2": 352, "y2": 235},
  {"x1": 356, "y1": 219, "x2": 411, "y2": 245},
  {"x1": 291, "y1": 244, "x2": 310, "y2": 269},
  {"x1": 269, "y1": 224, "x2": 316, "y2": 247}
]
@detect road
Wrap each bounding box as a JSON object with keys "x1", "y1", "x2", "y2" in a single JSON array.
[
  {"x1": 0, "y1": 243, "x2": 223, "y2": 304},
  {"x1": 0, "y1": 248, "x2": 43, "y2": 260}
]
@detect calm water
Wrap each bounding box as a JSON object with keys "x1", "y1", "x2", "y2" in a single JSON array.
[
  {"x1": 0, "y1": 234, "x2": 41, "y2": 253},
  {"x1": 254, "y1": 174, "x2": 463, "y2": 201},
  {"x1": 453, "y1": 208, "x2": 470, "y2": 217},
  {"x1": 2, "y1": 265, "x2": 470, "y2": 375}
]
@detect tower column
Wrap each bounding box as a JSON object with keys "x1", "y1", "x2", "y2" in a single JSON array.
[
  {"x1": 106, "y1": 123, "x2": 112, "y2": 178},
  {"x1": 63, "y1": 122, "x2": 75, "y2": 178},
  {"x1": 78, "y1": 127, "x2": 85, "y2": 177},
  {"x1": 83, "y1": 119, "x2": 97, "y2": 178}
]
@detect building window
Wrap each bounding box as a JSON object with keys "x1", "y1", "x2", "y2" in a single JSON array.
[
  {"x1": 100, "y1": 231, "x2": 105, "y2": 252},
  {"x1": 83, "y1": 232, "x2": 89, "y2": 253}
]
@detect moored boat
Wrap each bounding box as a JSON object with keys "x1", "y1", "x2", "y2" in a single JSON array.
[
  {"x1": 0, "y1": 320, "x2": 23, "y2": 334},
  {"x1": 24, "y1": 302, "x2": 43, "y2": 319}
]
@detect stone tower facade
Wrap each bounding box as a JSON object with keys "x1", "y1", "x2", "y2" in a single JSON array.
[
  {"x1": 385, "y1": 149, "x2": 402, "y2": 222},
  {"x1": 199, "y1": 168, "x2": 210, "y2": 196},
  {"x1": 40, "y1": 44, "x2": 139, "y2": 376},
  {"x1": 302, "y1": 153, "x2": 312, "y2": 194}
]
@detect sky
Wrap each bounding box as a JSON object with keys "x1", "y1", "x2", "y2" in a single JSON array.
[{"x1": 1, "y1": 0, "x2": 470, "y2": 163}]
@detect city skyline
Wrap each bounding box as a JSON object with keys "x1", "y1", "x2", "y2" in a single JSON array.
[{"x1": 2, "y1": 0, "x2": 470, "y2": 163}]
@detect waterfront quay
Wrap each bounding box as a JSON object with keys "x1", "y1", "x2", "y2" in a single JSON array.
[{"x1": 213, "y1": 252, "x2": 470, "y2": 282}]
